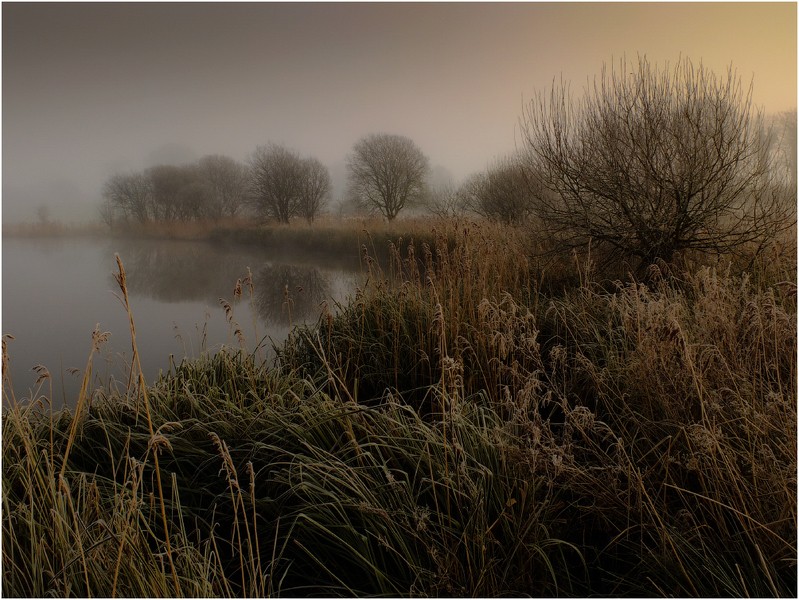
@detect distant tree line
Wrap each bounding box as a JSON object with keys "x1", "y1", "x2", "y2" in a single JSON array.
[
  {"x1": 101, "y1": 154, "x2": 250, "y2": 226},
  {"x1": 101, "y1": 134, "x2": 434, "y2": 226}
]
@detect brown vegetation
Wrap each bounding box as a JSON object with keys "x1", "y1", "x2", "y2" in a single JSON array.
[{"x1": 2, "y1": 217, "x2": 796, "y2": 596}]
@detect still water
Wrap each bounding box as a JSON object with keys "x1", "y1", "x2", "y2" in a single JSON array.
[{"x1": 2, "y1": 236, "x2": 360, "y2": 407}]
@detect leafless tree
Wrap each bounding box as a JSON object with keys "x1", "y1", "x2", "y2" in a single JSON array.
[
  {"x1": 176, "y1": 176, "x2": 213, "y2": 221},
  {"x1": 297, "y1": 157, "x2": 331, "y2": 224},
  {"x1": 147, "y1": 164, "x2": 186, "y2": 221},
  {"x1": 347, "y1": 133, "x2": 429, "y2": 221},
  {"x1": 197, "y1": 154, "x2": 249, "y2": 219},
  {"x1": 102, "y1": 172, "x2": 152, "y2": 223},
  {"x1": 459, "y1": 155, "x2": 534, "y2": 225},
  {"x1": 520, "y1": 56, "x2": 792, "y2": 267},
  {"x1": 248, "y1": 143, "x2": 305, "y2": 224},
  {"x1": 98, "y1": 197, "x2": 117, "y2": 227},
  {"x1": 425, "y1": 180, "x2": 465, "y2": 219}
]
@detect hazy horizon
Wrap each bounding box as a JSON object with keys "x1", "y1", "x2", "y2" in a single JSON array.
[{"x1": 3, "y1": 2, "x2": 796, "y2": 224}]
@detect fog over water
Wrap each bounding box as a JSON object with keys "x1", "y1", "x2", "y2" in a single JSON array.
[{"x1": 2, "y1": 2, "x2": 796, "y2": 223}]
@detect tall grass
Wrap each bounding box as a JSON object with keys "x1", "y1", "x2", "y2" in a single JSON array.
[
  {"x1": 3, "y1": 219, "x2": 796, "y2": 596},
  {"x1": 281, "y1": 221, "x2": 797, "y2": 595},
  {"x1": 534, "y1": 264, "x2": 796, "y2": 595}
]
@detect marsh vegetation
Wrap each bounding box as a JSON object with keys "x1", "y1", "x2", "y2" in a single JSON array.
[{"x1": 3, "y1": 217, "x2": 796, "y2": 596}]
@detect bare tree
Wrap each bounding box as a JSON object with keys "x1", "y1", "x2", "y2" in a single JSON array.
[
  {"x1": 459, "y1": 155, "x2": 533, "y2": 225},
  {"x1": 176, "y1": 176, "x2": 213, "y2": 221},
  {"x1": 521, "y1": 56, "x2": 791, "y2": 267},
  {"x1": 98, "y1": 197, "x2": 118, "y2": 228},
  {"x1": 197, "y1": 154, "x2": 249, "y2": 219},
  {"x1": 425, "y1": 180, "x2": 465, "y2": 219},
  {"x1": 297, "y1": 157, "x2": 331, "y2": 224},
  {"x1": 248, "y1": 144, "x2": 305, "y2": 224},
  {"x1": 347, "y1": 133, "x2": 429, "y2": 221},
  {"x1": 102, "y1": 172, "x2": 152, "y2": 223},
  {"x1": 147, "y1": 164, "x2": 202, "y2": 221}
]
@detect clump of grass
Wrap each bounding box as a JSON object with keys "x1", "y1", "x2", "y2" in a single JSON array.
[
  {"x1": 279, "y1": 220, "x2": 796, "y2": 595},
  {"x1": 2, "y1": 348, "x2": 224, "y2": 597}
]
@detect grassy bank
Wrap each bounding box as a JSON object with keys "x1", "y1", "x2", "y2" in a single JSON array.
[
  {"x1": 2, "y1": 221, "x2": 109, "y2": 238},
  {"x1": 206, "y1": 216, "x2": 460, "y2": 271},
  {"x1": 3, "y1": 221, "x2": 796, "y2": 596}
]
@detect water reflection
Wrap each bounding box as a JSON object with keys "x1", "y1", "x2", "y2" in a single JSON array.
[
  {"x1": 255, "y1": 263, "x2": 331, "y2": 325},
  {"x1": 109, "y1": 240, "x2": 339, "y2": 325},
  {"x1": 4, "y1": 237, "x2": 360, "y2": 408},
  {"x1": 108, "y1": 240, "x2": 260, "y2": 304}
]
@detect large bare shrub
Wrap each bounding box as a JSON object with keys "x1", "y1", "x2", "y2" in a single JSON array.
[{"x1": 521, "y1": 56, "x2": 792, "y2": 268}]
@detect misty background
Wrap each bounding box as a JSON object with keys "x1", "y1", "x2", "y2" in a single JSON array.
[{"x1": 3, "y1": 2, "x2": 796, "y2": 224}]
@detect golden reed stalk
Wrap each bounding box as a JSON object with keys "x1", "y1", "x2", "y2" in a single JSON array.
[{"x1": 112, "y1": 254, "x2": 181, "y2": 597}]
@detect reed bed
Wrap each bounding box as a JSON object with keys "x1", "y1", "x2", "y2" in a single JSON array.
[{"x1": 2, "y1": 220, "x2": 796, "y2": 596}]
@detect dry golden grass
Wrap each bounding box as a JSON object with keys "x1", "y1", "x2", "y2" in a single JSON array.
[{"x1": 2, "y1": 220, "x2": 107, "y2": 238}]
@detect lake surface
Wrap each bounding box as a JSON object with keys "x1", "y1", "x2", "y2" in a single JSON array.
[{"x1": 2, "y1": 236, "x2": 360, "y2": 407}]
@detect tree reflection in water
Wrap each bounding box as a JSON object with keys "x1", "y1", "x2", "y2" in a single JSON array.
[
  {"x1": 107, "y1": 239, "x2": 341, "y2": 329},
  {"x1": 108, "y1": 240, "x2": 261, "y2": 304},
  {"x1": 3, "y1": 237, "x2": 358, "y2": 405},
  {"x1": 254, "y1": 263, "x2": 330, "y2": 325}
]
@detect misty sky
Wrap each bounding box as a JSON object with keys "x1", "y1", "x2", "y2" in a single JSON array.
[{"x1": 3, "y1": 2, "x2": 796, "y2": 223}]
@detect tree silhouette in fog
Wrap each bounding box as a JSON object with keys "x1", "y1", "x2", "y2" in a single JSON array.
[
  {"x1": 248, "y1": 144, "x2": 331, "y2": 224},
  {"x1": 197, "y1": 155, "x2": 250, "y2": 218},
  {"x1": 297, "y1": 157, "x2": 331, "y2": 224},
  {"x1": 347, "y1": 133, "x2": 429, "y2": 221},
  {"x1": 102, "y1": 154, "x2": 249, "y2": 224},
  {"x1": 147, "y1": 164, "x2": 204, "y2": 221},
  {"x1": 102, "y1": 172, "x2": 152, "y2": 224},
  {"x1": 458, "y1": 155, "x2": 534, "y2": 225}
]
